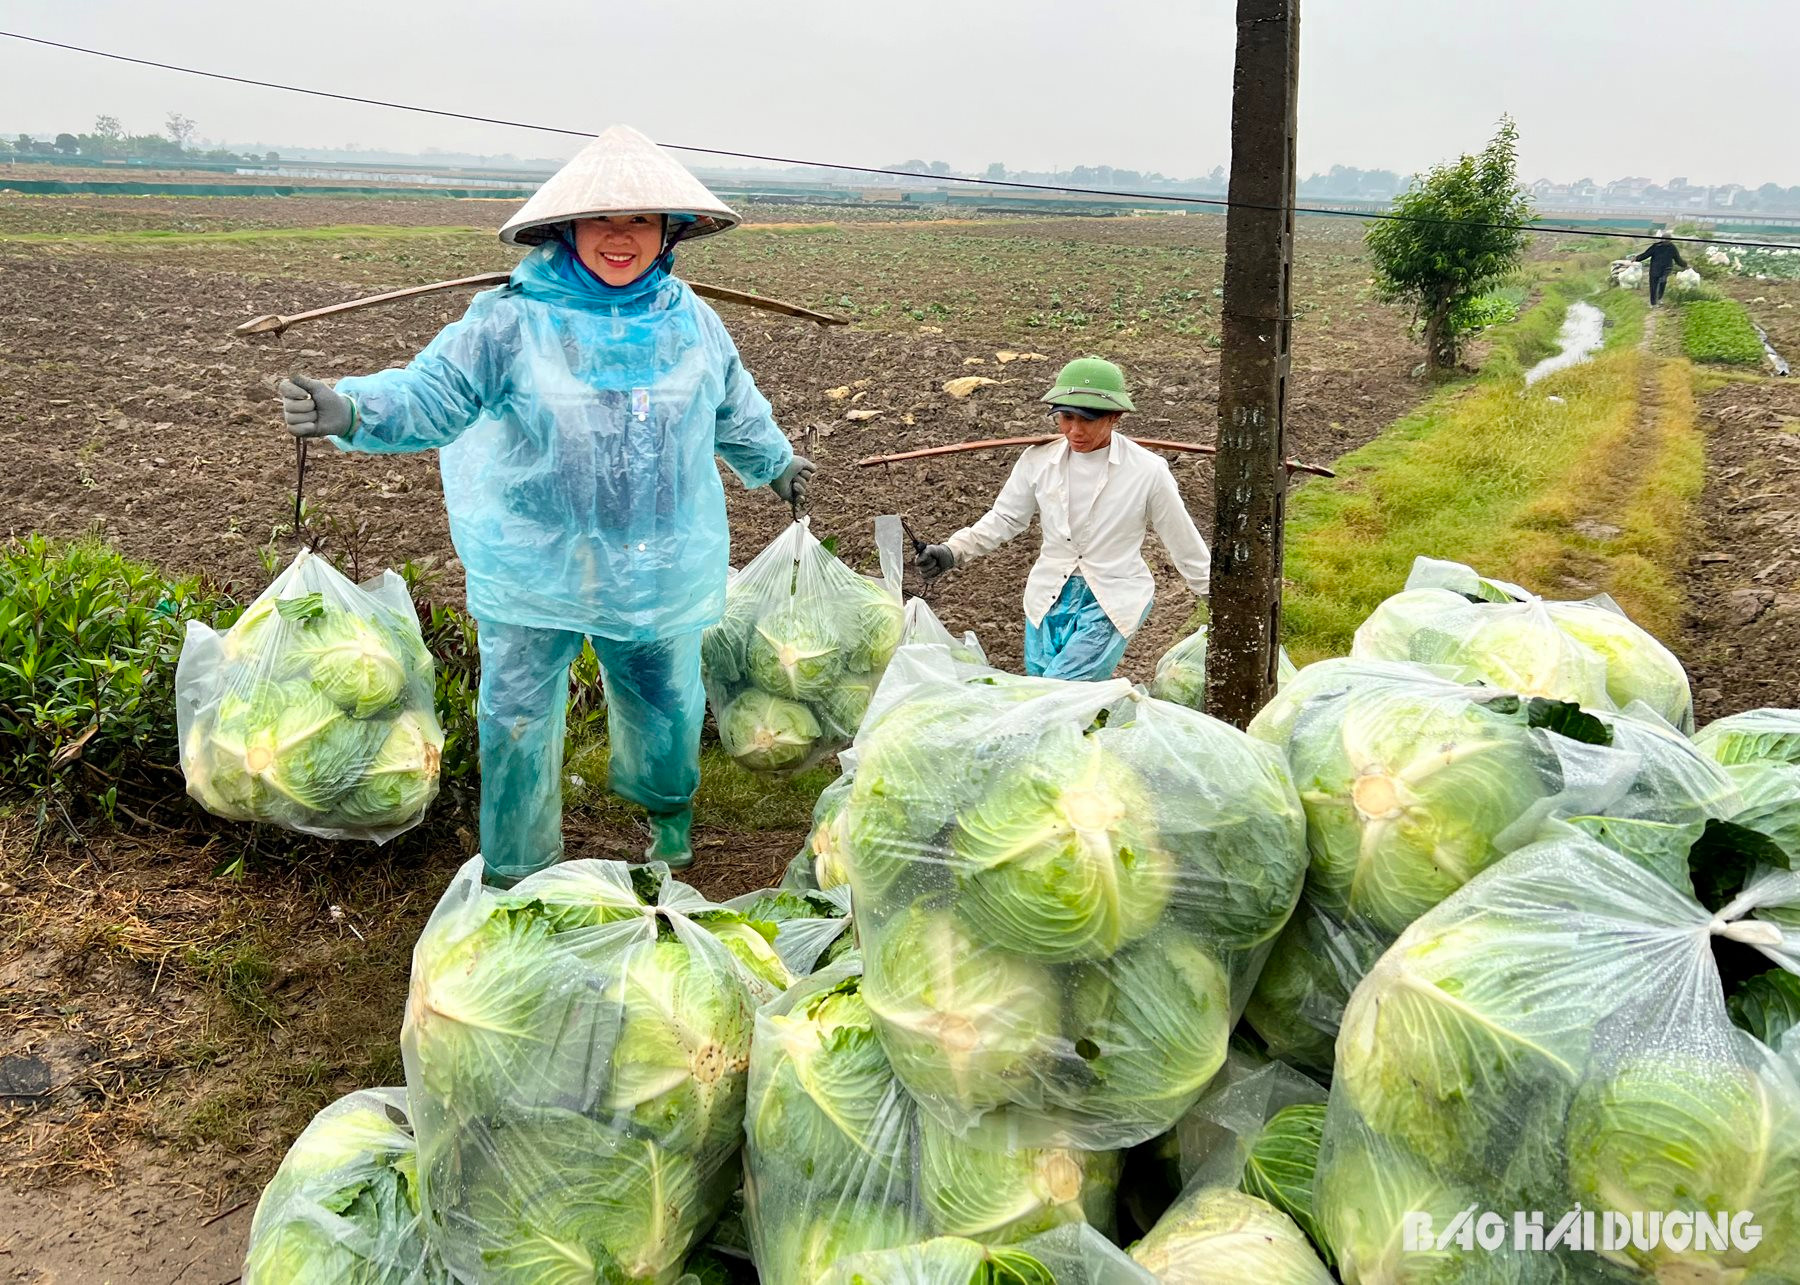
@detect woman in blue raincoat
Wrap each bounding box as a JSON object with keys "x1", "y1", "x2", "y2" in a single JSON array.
[{"x1": 278, "y1": 125, "x2": 813, "y2": 882}]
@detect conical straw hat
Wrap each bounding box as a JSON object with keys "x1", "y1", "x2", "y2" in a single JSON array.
[{"x1": 499, "y1": 124, "x2": 740, "y2": 247}]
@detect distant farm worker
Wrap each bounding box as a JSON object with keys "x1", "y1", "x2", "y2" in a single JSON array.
[
  {"x1": 915, "y1": 357, "x2": 1210, "y2": 680},
  {"x1": 276, "y1": 126, "x2": 814, "y2": 882},
  {"x1": 1635, "y1": 230, "x2": 1690, "y2": 307}
]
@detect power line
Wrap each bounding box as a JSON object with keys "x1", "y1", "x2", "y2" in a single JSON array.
[{"x1": 6, "y1": 28, "x2": 1800, "y2": 255}]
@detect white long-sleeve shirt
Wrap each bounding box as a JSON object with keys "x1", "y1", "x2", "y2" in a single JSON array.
[{"x1": 944, "y1": 434, "x2": 1211, "y2": 636}]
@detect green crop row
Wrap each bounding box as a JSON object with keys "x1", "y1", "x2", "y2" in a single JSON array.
[{"x1": 1681, "y1": 299, "x2": 1767, "y2": 367}]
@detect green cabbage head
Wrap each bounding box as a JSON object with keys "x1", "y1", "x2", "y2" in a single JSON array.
[
  {"x1": 862, "y1": 906, "x2": 1061, "y2": 1117},
  {"x1": 440, "y1": 1107, "x2": 719, "y2": 1285},
  {"x1": 1285, "y1": 684, "x2": 1554, "y2": 934},
  {"x1": 1129, "y1": 1188, "x2": 1334, "y2": 1285},
  {"x1": 951, "y1": 732, "x2": 1172, "y2": 963},
  {"x1": 839, "y1": 576, "x2": 905, "y2": 673},
  {"x1": 819, "y1": 670, "x2": 878, "y2": 740},
  {"x1": 749, "y1": 604, "x2": 847, "y2": 702},
  {"x1": 918, "y1": 1113, "x2": 1120, "y2": 1243},
  {"x1": 196, "y1": 681, "x2": 384, "y2": 817},
  {"x1": 748, "y1": 973, "x2": 912, "y2": 1191},
  {"x1": 1567, "y1": 1055, "x2": 1800, "y2": 1279},
  {"x1": 598, "y1": 935, "x2": 755, "y2": 1161},
  {"x1": 1061, "y1": 930, "x2": 1232, "y2": 1135},
  {"x1": 756, "y1": 1203, "x2": 919, "y2": 1285},
  {"x1": 1335, "y1": 915, "x2": 1592, "y2": 1173},
  {"x1": 1546, "y1": 601, "x2": 1693, "y2": 730},
  {"x1": 286, "y1": 608, "x2": 410, "y2": 717},
  {"x1": 719, "y1": 689, "x2": 821, "y2": 772},
  {"x1": 331, "y1": 709, "x2": 442, "y2": 829}
]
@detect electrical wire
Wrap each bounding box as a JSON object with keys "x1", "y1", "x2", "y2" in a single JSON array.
[{"x1": 6, "y1": 28, "x2": 1800, "y2": 254}]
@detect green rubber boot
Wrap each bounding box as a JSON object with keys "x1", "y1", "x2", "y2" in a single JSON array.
[{"x1": 645, "y1": 808, "x2": 695, "y2": 869}]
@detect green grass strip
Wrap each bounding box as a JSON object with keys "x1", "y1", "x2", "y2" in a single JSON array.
[{"x1": 1279, "y1": 272, "x2": 1660, "y2": 662}]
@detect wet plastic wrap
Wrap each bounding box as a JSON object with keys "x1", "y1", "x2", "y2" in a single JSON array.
[
  {"x1": 1315, "y1": 833, "x2": 1800, "y2": 1283},
  {"x1": 701, "y1": 518, "x2": 904, "y2": 772},
  {"x1": 1243, "y1": 659, "x2": 1741, "y2": 1073},
  {"x1": 900, "y1": 597, "x2": 987, "y2": 667},
  {"x1": 815, "y1": 1226, "x2": 1152, "y2": 1285},
  {"x1": 1696, "y1": 707, "x2": 1800, "y2": 870},
  {"x1": 1351, "y1": 556, "x2": 1695, "y2": 732},
  {"x1": 1130, "y1": 1187, "x2": 1335, "y2": 1284},
  {"x1": 243, "y1": 1087, "x2": 445, "y2": 1285},
  {"x1": 401, "y1": 857, "x2": 812, "y2": 1283},
  {"x1": 1147, "y1": 624, "x2": 1297, "y2": 711},
  {"x1": 176, "y1": 549, "x2": 442, "y2": 841},
  {"x1": 742, "y1": 959, "x2": 1123, "y2": 1285},
  {"x1": 841, "y1": 647, "x2": 1309, "y2": 1149}
]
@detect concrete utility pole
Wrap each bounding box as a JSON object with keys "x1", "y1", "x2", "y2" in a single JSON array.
[{"x1": 1206, "y1": 0, "x2": 1301, "y2": 729}]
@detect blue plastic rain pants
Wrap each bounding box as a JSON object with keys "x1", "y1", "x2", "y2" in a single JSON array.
[
  {"x1": 330, "y1": 239, "x2": 792, "y2": 881},
  {"x1": 477, "y1": 623, "x2": 703, "y2": 884},
  {"x1": 1024, "y1": 576, "x2": 1146, "y2": 681}
]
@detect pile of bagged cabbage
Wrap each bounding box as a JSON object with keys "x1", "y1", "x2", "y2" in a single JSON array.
[
  {"x1": 177, "y1": 550, "x2": 443, "y2": 842},
  {"x1": 244, "y1": 556, "x2": 1800, "y2": 1283}
]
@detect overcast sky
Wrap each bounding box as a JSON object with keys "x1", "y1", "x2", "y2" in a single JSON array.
[{"x1": 2, "y1": 0, "x2": 1794, "y2": 186}]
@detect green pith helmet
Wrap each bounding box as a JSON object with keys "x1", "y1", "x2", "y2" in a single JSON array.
[{"x1": 1042, "y1": 356, "x2": 1135, "y2": 414}]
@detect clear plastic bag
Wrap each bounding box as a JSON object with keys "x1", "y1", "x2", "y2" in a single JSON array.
[
  {"x1": 1148, "y1": 624, "x2": 1297, "y2": 711},
  {"x1": 1696, "y1": 708, "x2": 1800, "y2": 869},
  {"x1": 842, "y1": 647, "x2": 1310, "y2": 1149},
  {"x1": 743, "y1": 959, "x2": 1123, "y2": 1285},
  {"x1": 1316, "y1": 832, "x2": 1800, "y2": 1283},
  {"x1": 901, "y1": 597, "x2": 988, "y2": 667},
  {"x1": 176, "y1": 549, "x2": 442, "y2": 841},
  {"x1": 702, "y1": 517, "x2": 904, "y2": 773},
  {"x1": 1242, "y1": 658, "x2": 1741, "y2": 1072},
  {"x1": 243, "y1": 1086, "x2": 446, "y2": 1284},
  {"x1": 402, "y1": 856, "x2": 794, "y2": 1283},
  {"x1": 1351, "y1": 555, "x2": 1695, "y2": 732}
]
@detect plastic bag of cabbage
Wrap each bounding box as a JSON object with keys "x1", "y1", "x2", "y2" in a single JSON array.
[
  {"x1": 175, "y1": 548, "x2": 442, "y2": 841},
  {"x1": 841, "y1": 647, "x2": 1309, "y2": 1149},
  {"x1": 243, "y1": 1087, "x2": 446, "y2": 1284},
  {"x1": 1148, "y1": 624, "x2": 1297, "y2": 711},
  {"x1": 744, "y1": 958, "x2": 1124, "y2": 1285},
  {"x1": 1241, "y1": 658, "x2": 1742, "y2": 1073},
  {"x1": 701, "y1": 517, "x2": 905, "y2": 773},
  {"x1": 1315, "y1": 832, "x2": 1800, "y2": 1284},
  {"x1": 1352, "y1": 555, "x2": 1695, "y2": 732},
  {"x1": 780, "y1": 772, "x2": 855, "y2": 893},
  {"x1": 402, "y1": 856, "x2": 832, "y2": 1284}
]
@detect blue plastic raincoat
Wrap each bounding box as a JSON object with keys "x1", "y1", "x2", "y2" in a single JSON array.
[
  {"x1": 331, "y1": 239, "x2": 793, "y2": 881},
  {"x1": 333, "y1": 239, "x2": 794, "y2": 638}
]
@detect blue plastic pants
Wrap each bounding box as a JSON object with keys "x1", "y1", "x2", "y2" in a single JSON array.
[
  {"x1": 1024, "y1": 576, "x2": 1145, "y2": 681},
  {"x1": 476, "y1": 621, "x2": 704, "y2": 884}
]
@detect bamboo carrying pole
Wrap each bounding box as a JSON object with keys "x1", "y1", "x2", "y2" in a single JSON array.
[
  {"x1": 854, "y1": 435, "x2": 1335, "y2": 479},
  {"x1": 236, "y1": 273, "x2": 848, "y2": 337}
]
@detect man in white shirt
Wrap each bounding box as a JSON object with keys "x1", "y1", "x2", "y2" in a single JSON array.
[{"x1": 916, "y1": 357, "x2": 1212, "y2": 681}]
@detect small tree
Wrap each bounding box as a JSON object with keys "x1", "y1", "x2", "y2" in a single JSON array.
[
  {"x1": 1366, "y1": 117, "x2": 1532, "y2": 374},
  {"x1": 164, "y1": 112, "x2": 196, "y2": 151},
  {"x1": 985, "y1": 161, "x2": 1007, "y2": 181},
  {"x1": 53, "y1": 133, "x2": 80, "y2": 155}
]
